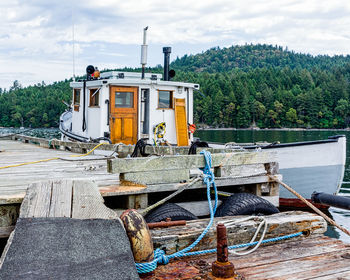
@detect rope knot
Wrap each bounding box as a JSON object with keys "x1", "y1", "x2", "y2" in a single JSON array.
[{"x1": 154, "y1": 249, "x2": 169, "y2": 264}]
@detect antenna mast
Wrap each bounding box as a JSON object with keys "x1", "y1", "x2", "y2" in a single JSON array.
[
  {"x1": 141, "y1": 26, "x2": 148, "y2": 79},
  {"x1": 72, "y1": 6, "x2": 76, "y2": 81}
]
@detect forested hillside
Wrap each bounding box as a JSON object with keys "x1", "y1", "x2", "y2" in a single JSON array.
[{"x1": 1, "y1": 44, "x2": 350, "y2": 129}]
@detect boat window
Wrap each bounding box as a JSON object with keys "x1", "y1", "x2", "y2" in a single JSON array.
[
  {"x1": 89, "y1": 88, "x2": 99, "y2": 107},
  {"x1": 73, "y1": 89, "x2": 80, "y2": 111},
  {"x1": 158, "y1": 90, "x2": 173, "y2": 109},
  {"x1": 115, "y1": 91, "x2": 133, "y2": 108}
]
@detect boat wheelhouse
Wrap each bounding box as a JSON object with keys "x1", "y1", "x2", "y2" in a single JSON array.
[{"x1": 61, "y1": 69, "x2": 198, "y2": 146}]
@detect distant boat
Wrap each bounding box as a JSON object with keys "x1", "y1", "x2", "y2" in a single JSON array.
[{"x1": 243, "y1": 136, "x2": 346, "y2": 200}]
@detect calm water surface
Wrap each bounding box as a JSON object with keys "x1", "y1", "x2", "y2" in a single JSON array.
[{"x1": 1, "y1": 128, "x2": 350, "y2": 242}]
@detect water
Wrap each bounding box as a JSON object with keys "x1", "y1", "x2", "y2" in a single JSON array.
[
  {"x1": 196, "y1": 129, "x2": 350, "y2": 243},
  {"x1": 1, "y1": 127, "x2": 350, "y2": 242},
  {"x1": 0, "y1": 127, "x2": 61, "y2": 139}
]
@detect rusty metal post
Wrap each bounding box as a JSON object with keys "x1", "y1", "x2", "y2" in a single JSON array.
[{"x1": 212, "y1": 223, "x2": 235, "y2": 278}]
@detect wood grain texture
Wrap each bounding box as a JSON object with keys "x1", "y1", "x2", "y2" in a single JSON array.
[
  {"x1": 108, "y1": 151, "x2": 277, "y2": 173},
  {"x1": 146, "y1": 235, "x2": 350, "y2": 280},
  {"x1": 71, "y1": 180, "x2": 118, "y2": 219},
  {"x1": 150, "y1": 211, "x2": 327, "y2": 254}
]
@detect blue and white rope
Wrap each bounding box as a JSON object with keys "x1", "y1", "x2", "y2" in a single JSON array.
[{"x1": 135, "y1": 151, "x2": 302, "y2": 274}]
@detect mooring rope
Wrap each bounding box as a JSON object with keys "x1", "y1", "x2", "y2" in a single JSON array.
[
  {"x1": 135, "y1": 151, "x2": 302, "y2": 274},
  {"x1": 271, "y1": 175, "x2": 350, "y2": 237}
]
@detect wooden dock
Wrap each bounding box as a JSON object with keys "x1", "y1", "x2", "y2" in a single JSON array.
[
  {"x1": 0, "y1": 178, "x2": 349, "y2": 279},
  {"x1": 0, "y1": 135, "x2": 282, "y2": 237},
  {"x1": 146, "y1": 235, "x2": 350, "y2": 280}
]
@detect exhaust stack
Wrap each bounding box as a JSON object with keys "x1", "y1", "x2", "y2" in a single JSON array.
[
  {"x1": 163, "y1": 47, "x2": 171, "y2": 81},
  {"x1": 141, "y1": 26, "x2": 148, "y2": 79}
]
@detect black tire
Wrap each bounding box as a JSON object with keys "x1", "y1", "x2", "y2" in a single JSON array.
[
  {"x1": 215, "y1": 193, "x2": 279, "y2": 217},
  {"x1": 144, "y1": 203, "x2": 198, "y2": 223}
]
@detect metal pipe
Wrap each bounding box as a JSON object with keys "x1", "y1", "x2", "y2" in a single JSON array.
[
  {"x1": 312, "y1": 192, "x2": 350, "y2": 210},
  {"x1": 147, "y1": 219, "x2": 186, "y2": 229},
  {"x1": 163, "y1": 47, "x2": 171, "y2": 81},
  {"x1": 82, "y1": 81, "x2": 86, "y2": 132},
  {"x1": 142, "y1": 89, "x2": 150, "y2": 134},
  {"x1": 141, "y1": 26, "x2": 148, "y2": 79}
]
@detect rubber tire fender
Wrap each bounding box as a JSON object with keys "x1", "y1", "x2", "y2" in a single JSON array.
[
  {"x1": 144, "y1": 203, "x2": 198, "y2": 223},
  {"x1": 215, "y1": 193, "x2": 279, "y2": 217}
]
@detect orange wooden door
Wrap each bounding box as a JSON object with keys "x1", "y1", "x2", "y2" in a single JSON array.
[
  {"x1": 174, "y1": 98, "x2": 189, "y2": 146},
  {"x1": 110, "y1": 86, "x2": 138, "y2": 144}
]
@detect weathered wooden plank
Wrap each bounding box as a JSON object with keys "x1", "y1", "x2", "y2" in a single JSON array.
[
  {"x1": 238, "y1": 249, "x2": 350, "y2": 280},
  {"x1": 126, "y1": 194, "x2": 148, "y2": 209},
  {"x1": 150, "y1": 211, "x2": 326, "y2": 254},
  {"x1": 0, "y1": 230, "x2": 14, "y2": 269},
  {"x1": 99, "y1": 175, "x2": 282, "y2": 198},
  {"x1": 229, "y1": 236, "x2": 346, "y2": 269},
  {"x1": 108, "y1": 151, "x2": 276, "y2": 173},
  {"x1": 19, "y1": 181, "x2": 52, "y2": 218},
  {"x1": 120, "y1": 169, "x2": 190, "y2": 185},
  {"x1": 71, "y1": 180, "x2": 118, "y2": 219},
  {"x1": 149, "y1": 236, "x2": 350, "y2": 280},
  {"x1": 48, "y1": 180, "x2": 73, "y2": 218},
  {"x1": 215, "y1": 163, "x2": 266, "y2": 177},
  {"x1": 309, "y1": 270, "x2": 350, "y2": 279}
]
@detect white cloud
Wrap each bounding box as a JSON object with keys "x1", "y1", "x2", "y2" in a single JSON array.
[{"x1": 0, "y1": 0, "x2": 350, "y2": 88}]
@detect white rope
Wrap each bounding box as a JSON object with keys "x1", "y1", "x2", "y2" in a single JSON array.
[{"x1": 224, "y1": 216, "x2": 268, "y2": 256}]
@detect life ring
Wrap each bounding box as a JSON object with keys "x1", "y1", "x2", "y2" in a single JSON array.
[{"x1": 188, "y1": 123, "x2": 196, "y2": 134}]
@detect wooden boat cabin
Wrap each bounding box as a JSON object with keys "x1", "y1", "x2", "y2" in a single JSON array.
[{"x1": 60, "y1": 36, "x2": 199, "y2": 146}]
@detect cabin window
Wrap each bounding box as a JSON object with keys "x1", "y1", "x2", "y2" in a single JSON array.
[
  {"x1": 158, "y1": 90, "x2": 173, "y2": 109},
  {"x1": 89, "y1": 88, "x2": 100, "y2": 107},
  {"x1": 115, "y1": 91, "x2": 133, "y2": 108},
  {"x1": 73, "y1": 89, "x2": 80, "y2": 111}
]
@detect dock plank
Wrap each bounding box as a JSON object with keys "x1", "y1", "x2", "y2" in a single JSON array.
[
  {"x1": 71, "y1": 180, "x2": 118, "y2": 219},
  {"x1": 49, "y1": 180, "x2": 73, "y2": 218},
  {"x1": 148, "y1": 236, "x2": 350, "y2": 280},
  {"x1": 239, "y1": 250, "x2": 350, "y2": 280}
]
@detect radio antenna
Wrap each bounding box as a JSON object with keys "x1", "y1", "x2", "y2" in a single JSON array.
[{"x1": 72, "y1": 6, "x2": 76, "y2": 81}]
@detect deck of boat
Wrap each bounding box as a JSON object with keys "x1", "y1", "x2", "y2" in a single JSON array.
[
  {"x1": 147, "y1": 235, "x2": 350, "y2": 280},
  {"x1": 0, "y1": 139, "x2": 117, "y2": 204}
]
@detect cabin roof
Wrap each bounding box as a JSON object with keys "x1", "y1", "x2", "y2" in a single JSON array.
[{"x1": 70, "y1": 71, "x2": 199, "y2": 89}]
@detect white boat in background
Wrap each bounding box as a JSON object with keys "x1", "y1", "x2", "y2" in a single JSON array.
[
  {"x1": 59, "y1": 27, "x2": 347, "y2": 202},
  {"x1": 244, "y1": 135, "x2": 347, "y2": 199},
  {"x1": 209, "y1": 135, "x2": 346, "y2": 200}
]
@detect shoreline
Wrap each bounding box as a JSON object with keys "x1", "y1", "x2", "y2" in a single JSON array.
[{"x1": 197, "y1": 127, "x2": 350, "y2": 132}]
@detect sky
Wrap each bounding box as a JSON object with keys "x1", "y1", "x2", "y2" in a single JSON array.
[{"x1": 1, "y1": 0, "x2": 350, "y2": 89}]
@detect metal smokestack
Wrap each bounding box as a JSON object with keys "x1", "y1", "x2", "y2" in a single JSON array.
[
  {"x1": 141, "y1": 26, "x2": 148, "y2": 79},
  {"x1": 163, "y1": 47, "x2": 171, "y2": 81}
]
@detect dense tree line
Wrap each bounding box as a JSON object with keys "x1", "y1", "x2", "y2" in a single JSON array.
[
  {"x1": 172, "y1": 44, "x2": 350, "y2": 72},
  {"x1": 0, "y1": 80, "x2": 71, "y2": 127},
  {"x1": 176, "y1": 64, "x2": 350, "y2": 128},
  {"x1": 1, "y1": 44, "x2": 350, "y2": 129}
]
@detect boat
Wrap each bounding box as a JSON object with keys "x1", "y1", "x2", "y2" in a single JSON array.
[{"x1": 59, "y1": 28, "x2": 346, "y2": 202}]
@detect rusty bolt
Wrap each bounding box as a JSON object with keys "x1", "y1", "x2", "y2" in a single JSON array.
[{"x1": 212, "y1": 223, "x2": 235, "y2": 278}]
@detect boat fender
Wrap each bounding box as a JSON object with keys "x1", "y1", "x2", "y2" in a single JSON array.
[
  {"x1": 215, "y1": 192, "x2": 279, "y2": 217},
  {"x1": 120, "y1": 209, "x2": 154, "y2": 263}
]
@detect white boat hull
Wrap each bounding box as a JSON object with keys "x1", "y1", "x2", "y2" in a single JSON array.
[{"x1": 212, "y1": 135, "x2": 347, "y2": 199}]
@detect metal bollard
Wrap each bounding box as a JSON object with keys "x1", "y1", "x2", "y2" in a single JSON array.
[{"x1": 212, "y1": 223, "x2": 235, "y2": 278}]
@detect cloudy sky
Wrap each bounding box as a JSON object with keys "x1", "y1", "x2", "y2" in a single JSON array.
[{"x1": 1, "y1": 0, "x2": 350, "y2": 89}]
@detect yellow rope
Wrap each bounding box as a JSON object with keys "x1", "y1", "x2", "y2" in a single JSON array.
[{"x1": 0, "y1": 142, "x2": 108, "y2": 170}]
